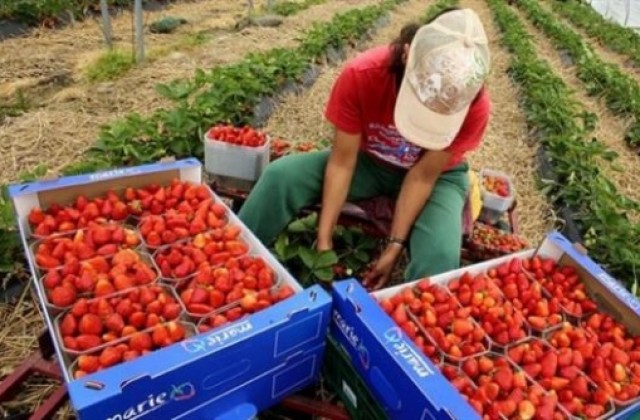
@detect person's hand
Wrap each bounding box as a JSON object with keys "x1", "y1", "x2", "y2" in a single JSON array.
[
  {"x1": 316, "y1": 235, "x2": 333, "y2": 252},
  {"x1": 362, "y1": 244, "x2": 403, "y2": 290}
]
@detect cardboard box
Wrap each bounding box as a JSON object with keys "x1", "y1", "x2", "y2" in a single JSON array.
[
  {"x1": 9, "y1": 158, "x2": 332, "y2": 419},
  {"x1": 331, "y1": 231, "x2": 640, "y2": 419}
]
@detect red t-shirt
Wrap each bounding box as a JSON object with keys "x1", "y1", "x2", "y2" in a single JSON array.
[{"x1": 324, "y1": 45, "x2": 491, "y2": 171}]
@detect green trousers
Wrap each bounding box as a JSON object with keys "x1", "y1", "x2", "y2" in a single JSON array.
[{"x1": 238, "y1": 151, "x2": 469, "y2": 281}]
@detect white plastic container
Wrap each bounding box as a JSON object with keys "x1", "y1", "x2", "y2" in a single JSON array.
[
  {"x1": 479, "y1": 168, "x2": 515, "y2": 223},
  {"x1": 203, "y1": 130, "x2": 271, "y2": 181}
]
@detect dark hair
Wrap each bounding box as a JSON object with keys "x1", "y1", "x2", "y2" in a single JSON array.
[{"x1": 389, "y1": 7, "x2": 463, "y2": 88}]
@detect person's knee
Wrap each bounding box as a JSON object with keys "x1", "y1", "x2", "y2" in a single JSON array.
[
  {"x1": 406, "y1": 245, "x2": 461, "y2": 280},
  {"x1": 405, "y1": 232, "x2": 462, "y2": 281},
  {"x1": 259, "y1": 152, "x2": 326, "y2": 190},
  {"x1": 261, "y1": 158, "x2": 290, "y2": 184}
]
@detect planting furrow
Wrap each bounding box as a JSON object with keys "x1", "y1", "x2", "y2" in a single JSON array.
[
  {"x1": 514, "y1": 0, "x2": 640, "y2": 152},
  {"x1": 0, "y1": 0, "x2": 375, "y2": 186},
  {"x1": 508, "y1": 2, "x2": 640, "y2": 216},
  {"x1": 486, "y1": 0, "x2": 640, "y2": 291},
  {"x1": 544, "y1": 0, "x2": 640, "y2": 74}
]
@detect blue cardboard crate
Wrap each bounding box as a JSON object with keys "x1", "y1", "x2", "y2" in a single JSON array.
[
  {"x1": 331, "y1": 231, "x2": 640, "y2": 420},
  {"x1": 8, "y1": 158, "x2": 332, "y2": 419},
  {"x1": 330, "y1": 281, "x2": 480, "y2": 420},
  {"x1": 69, "y1": 287, "x2": 329, "y2": 420}
]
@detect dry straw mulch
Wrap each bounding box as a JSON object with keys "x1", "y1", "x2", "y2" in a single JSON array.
[
  {"x1": 0, "y1": 0, "x2": 374, "y2": 186},
  {"x1": 0, "y1": 283, "x2": 70, "y2": 418},
  {"x1": 0, "y1": 0, "x2": 249, "y2": 93}
]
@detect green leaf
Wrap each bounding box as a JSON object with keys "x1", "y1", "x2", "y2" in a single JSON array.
[
  {"x1": 274, "y1": 234, "x2": 289, "y2": 258},
  {"x1": 298, "y1": 247, "x2": 317, "y2": 268},
  {"x1": 341, "y1": 229, "x2": 355, "y2": 246},
  {"x1": 356, "y1": 235, "x2": 378, "y2": 250},
  {"x1": 313, "y1": 266, "x2": 334, "y2": 282},
  {"x1": 354, "y1": 250, "x2": 371, "y2": 263},
  {"x1": 288, "y1": 218, "x2": 311, "y2": 233},
  {"x1": 302, "y1": 212, "x2": 318, "y2": 229},
  {"x1": 316, "y1": 250, "x2": 338, "y2": 268}
]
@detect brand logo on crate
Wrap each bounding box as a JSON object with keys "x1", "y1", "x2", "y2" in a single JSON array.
[
  {"x1": 383, "y1": 327, "x2": 434, "y2": 379},
  {"x1": 89, "y1": 168, "x2": 142, "y2": 181},
  {"x1": 180, "y1": 320, "x2": 254, "y2": 353},
  {"x1": 104, "y1": 381, "x2": 196, "y2": 420},
  {"x1": 332, "y1": 310, "x2": 370, "y2": 369}
]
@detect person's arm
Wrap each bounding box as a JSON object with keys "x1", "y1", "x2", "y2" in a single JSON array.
[
  {"x1": 388, "y1": 151, "x2": 451, "y2": 251},
  {"x1": 363, "y1": 150, "x2": 450, "y2": 288},
  {"x1": 318, "y1": 63, "x2": 361, "y2": 250},
  {"x1": 316, "y1": 129, "x2": 361, "y2": 250}
]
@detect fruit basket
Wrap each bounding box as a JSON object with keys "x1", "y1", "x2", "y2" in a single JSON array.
[
  {"x1": 38, "y1": 249, "x2": 160, "y2": 315},
  {"x1": 479, "y1": 169, "x2": 516, "y2": 224},
  {"x1": 67, "y1": 320, "x2": 198, "y2": 380},
  {"x1": 52, "y1": 283, "x2": 185, "y2": 357},
  {"x1": 203, "y1": 124, "x2": 271, "y2": 181},
  {"x1": 464, "y1": 223, "x2": 529, "y2": 261}
]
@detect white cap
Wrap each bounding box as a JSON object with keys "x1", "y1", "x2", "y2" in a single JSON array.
[{"x1": 394, "y1": 8, "x2": 490, "y2": 150}]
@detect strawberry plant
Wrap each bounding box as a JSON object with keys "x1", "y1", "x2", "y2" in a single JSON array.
[
  {"x1": 269, "y1": 0, "x2": 325, "y2": 17},
  {"x1": 489, "y1": 0, "x2": 640, "y2": 292},
  {"x1": 271, "y1": 212, "x2": 378, "y2": 286},
  {"x1": 550, "y1": 0, "x2": 640, "y2": 68},
  {"x1": 0, "y1": 0, "x2": 149, "y2": 27},
  {"x1": 515, "y1": 0, "x2": 640, "y2": 148}
]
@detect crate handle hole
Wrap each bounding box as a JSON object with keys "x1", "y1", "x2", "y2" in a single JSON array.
[
  {"x1": 309, "y1": 290, "x2": 317, "y2": 302},
  {"x1": 84, "y1": 380, "x2": 105, "y2": 391}
]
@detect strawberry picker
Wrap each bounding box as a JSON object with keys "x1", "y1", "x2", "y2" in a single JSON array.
[{"x1": 238, "y1": 8, "x2": 492, "y2": 290}]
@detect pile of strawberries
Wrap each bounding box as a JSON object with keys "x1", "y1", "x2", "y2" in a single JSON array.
[
  {"x1": 206, "y1": 124, "x2": 268, "y2": 148},
  {"x1": 74, "y1": 320, "x2": 188, "y2": 379},
  {"x1": 58, "y1": 284, "x2": 183, "y2": 353},
  {"x1": 26, "y1": 178, "x2": 297, "y2": 379},
  {"x1": 482, "y1": 174, "x2": 511, "y2": 198},
  {"x1": 41, "y1": 249, "x2": 158, "y2": 308},
  {"x1": 466, "y1": 223, "x2": 529, "y2": 260},
  {"x1": 377, "y1": 255, "x2": 640, "y2": 419}
]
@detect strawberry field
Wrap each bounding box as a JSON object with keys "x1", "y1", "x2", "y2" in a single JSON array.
[{"x1": 2, "y1": 0, "x2": 640, "y2": 418}]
